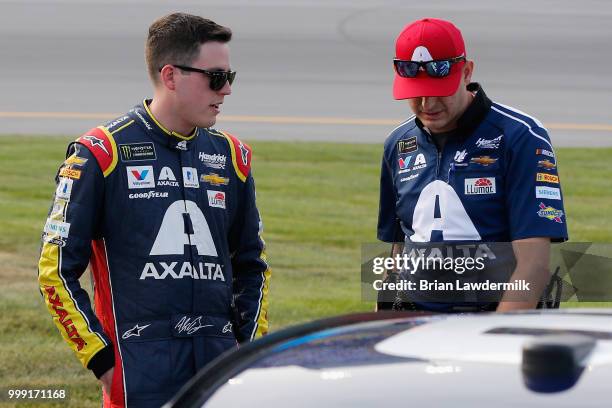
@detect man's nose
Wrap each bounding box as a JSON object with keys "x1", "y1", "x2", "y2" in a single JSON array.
[{"x1": 421, "y1": 97, "x2": 439, "y2": 111}]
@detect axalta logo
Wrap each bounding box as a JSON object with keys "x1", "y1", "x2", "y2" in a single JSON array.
[
  {"x1": 140, "y1": 262, "x2": 225, "y2": 281},
  {"x1": 399, "y1": 153, "x2": 426, "y2": 174},
  {"x1": 44, "y1": 285, "x2": 87, "y2": 351},
  {"x1": 465, "y1": 177, "x2": 496, "y2": 195},
  {"x1": 158, "y1": 167, "x2": 179, "y2": 187},
  {"x1": 127, "y1": 166, "x2": 155, "y2": 189},
  {"x1": 128, "y1": 191, "x2": 169, "y2": 200},
  {"x1": 199, "y1": 152, "x2": 226, "y2": 169}
]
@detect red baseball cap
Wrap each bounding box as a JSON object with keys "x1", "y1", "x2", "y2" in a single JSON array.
[{"x1": 393, "y1": 18, "x2": 466, "y2": 99}]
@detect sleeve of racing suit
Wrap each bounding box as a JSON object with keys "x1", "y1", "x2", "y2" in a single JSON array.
[
  {"x1": 505, "y1": 126, "x2": 568, "y2": 242},
  {"x1": 37, "y1": 143, "x2": 114, "y2": 378},
  {"x1": 229, "y1": 171, "x2": 271, "y2": 342},
  {"x1": 377, "y1": 151, "x2": 404, "y2": 243}
]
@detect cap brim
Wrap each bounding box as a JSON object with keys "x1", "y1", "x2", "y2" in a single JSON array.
[{"x1": 393, "y1": 69, "x2": 462, "y2": 99}]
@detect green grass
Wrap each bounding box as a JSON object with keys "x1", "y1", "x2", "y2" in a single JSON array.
[{"x1": 1, "y1": 136, "x2": 611, "y2": 407}]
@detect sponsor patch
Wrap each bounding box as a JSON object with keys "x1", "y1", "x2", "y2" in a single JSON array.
[
  {"x1": 536, "y1": 173, "x2": 559, "y2": 184},
  {"x1": 536, "y1": 186, "x2": 561, "y2": 200},
  {"x1": 465, "y1": 177, "x2": 496, "y2": 195},
  {"x1": 207, "y1": 190, "x2": 226, "y2": 209},
  {"x1": 397, "y1": 137, "x2": 418, "y2": 154},
  {"x1": 42, "y1": 234, "x2": 66, "y2": 247},
  {"x1": 128, "y1": 191, "x2": 169, "y2": 200},
  {"x1": 56, "y1": 177, "x2": 73, "y2": 200},
  {"x1": 199, "y1": 152, "x2": 226, "y2": 169},
  {"x1": 43, "y1": 285, "x2": 87, "y2": 350},
  {"x1": 454, "y1": 150, "x2": 467, "y2": 163},
  {"x1": 201, "y1": 173, "x2": 229, "y2": 186},
  {"x1": 537, "y1": 159, "x2": 556, "y2": 170},
  {"x1": 398, "y1": 154, "x2": 412, "y2": 170},
  {"x1": 470, "y1": 156, "x2": 498, "y2": 166},
  {"x1": 119, "y1": 142, "x2": 157, "y2": 162},
  {"x1": 182, "y1": 167, "x2": 200, "y2": 188},
  {"x1": 127, "y1": 166, "x2": 155, "y2": 189},
  {"x1": 157, "y1": 166, "x2": 179, "y2": 187},
  {"x1": 176, "y1": 140, "x2": 188, "y2": 151},
  {"x1": 44, "y1": 219, "x2": 71, "y2": 238},
  {"x1": 400, "y1": 173, "x2": 419, "y2": 183},
  {"x1": 536, "y1": 148, "x2": 555, "y2": 158},
  {"x1": 82, "y1": 135, "x2": 110, "y2": 156},
  {"x1": 475, "y1": 135, "x2": 503, "y2": 149},
  {"x1": 238, "y1": 141, "x2": 250, "y2": 166},
  {"x1": 122, "y1": 323, "x2": 151, "y2": 339},
  {"x1": 64, "y1": 154, "x2": 88, "y2": 167},
  {"x1": 50, "y1": 199, "x2": 69, "y2": 220},
  {"x1": 537, "y1": 202, "x2": 564, "y2": 223},
  {"x1": 106, "y1": 115, "x2": 130, "y2": 130},
  {"x1": 59, "y1": 167, "x2": 82, "y2": 180}
]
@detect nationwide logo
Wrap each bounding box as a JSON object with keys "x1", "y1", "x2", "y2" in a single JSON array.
[
  {"x1": 182, "y1": 167, "x2": 200, "y2": 188},
  {"x1": 122, "y1": 323, "x2": 151, "y2": 339},
  {"x1": 119, "y1": 142, "x2": 156, "y2": 162},
  {"x1": 535, "y1": 186, "x2": 561, "y2": 200},
  {"x1": 536, "y1": 148, "x2": 555, "y2": 158},
  {"x1": 59, "y1": 167, "x2": 82, "y2": 180},
  {"x1": 199, "y1": 152, "x2": 226, "y2": 169},
  {"x1": 157, "y1": 167, "x2": 179, "y2": 187},
  {"x1": 64, "y1": 154, "x2": 87, "y2": 167},
  {"x1": 222, "y1": 321, "x2": 233, "y2": 334},
  {"x1": 398, "y1": 155, "x2": 412, "y2": 170},
  {"x1": 132, "y1": 109, "x2": 153, "y2": 130},
  {"x1": 82, "y1": 135, "x2": 110, "y2": 155},
  {"x1": 127, "y1": 166, "x2": 155, "y2": 189},
  {"x1": 454, "y1": 149, "x2": 467, "y2": 163},
  {"x1": 465, "y1": 177, "x2": 496, "y2": 195},
  {"x1": 44, "y1": 285, "x2": 87, "y2": 350},
  {"x1": 176, "y1": 140, "x2": 188, "y2": 151},
  {"x1": 201, "y1": 173, "x2": 229, "y2": 186},
  {"x1": 207, "y1": 190, "x2": 226, "y2": 209},
  {"x1": 56, "y1": 177, "x2": 73, "y2": 200},
  {"x1": 397, "y1": 137, "x2": 418, "y2": 154},
  {"x1": 470, "y1": 156, "x2": 498, "y2": 166},
  {"x1": 537, "y1": 202, "x2": 564, "y2": 223},
  {"x1": 537, "y1": 159, "x2": 556, "y2": 170},
  {"x1": 475, "y1": 135, "x2": 503, "y2": 149},
  {"x1": 536, "y1": 173, "x2": 559, "y2": 184}
]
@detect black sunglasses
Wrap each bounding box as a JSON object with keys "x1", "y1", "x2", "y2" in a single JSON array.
[
  {"x1": 393, "y1": 56, "x2": 466, "y2": 78},
  {"x1": 168, "y1": 64, "x2": 236, "y2": 91}
]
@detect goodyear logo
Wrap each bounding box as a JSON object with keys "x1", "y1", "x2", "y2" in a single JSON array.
[
  {"x1": 536, "y1": 173, "x2": 559, "y2": 184},
  {"x1": 59, "y1": 167, "x2": 81, "y2": 180},
  {"x1": 201, "y1": 173, "x2": 229, "y2": 186},
  {"x1": 119, "y1": 142, "x2": 156, "y2": 162}
]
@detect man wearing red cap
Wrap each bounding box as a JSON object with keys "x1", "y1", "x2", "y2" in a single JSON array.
[{"x1": 377, "y1": 18, "x2": 567, "y2": 312}]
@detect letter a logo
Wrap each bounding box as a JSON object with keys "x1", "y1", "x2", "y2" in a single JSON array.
[{"x1": 150, "y1": 200, "x2": 218, "y2": 256}]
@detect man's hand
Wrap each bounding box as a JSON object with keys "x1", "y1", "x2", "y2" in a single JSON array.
[{"x1": 100, "y1": 368, "x2": 114, "y2": 395}]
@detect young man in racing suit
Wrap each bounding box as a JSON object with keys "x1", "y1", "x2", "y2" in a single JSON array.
[
  {"x1": 377, "y1": 18, "x2": 567, "y2": 312},
  {"x1": 37, "y1": 13, "x2": 270, "y2": 407}
]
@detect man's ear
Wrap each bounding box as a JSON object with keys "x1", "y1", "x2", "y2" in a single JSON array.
[
  {"x1": 463, "y1": 60, "x2": 474, "y2": 84},
  {"x1": 159, "y1": 64, "x2": 177, "y2": 91}
]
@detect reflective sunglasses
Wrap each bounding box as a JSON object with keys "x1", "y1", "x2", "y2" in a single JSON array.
[
  {"x1": 170, "y1": 64, "x2": 236, "y2": 91},
  {"x1": 393, "y1": 56, "x2": 465, "y2": 78}
]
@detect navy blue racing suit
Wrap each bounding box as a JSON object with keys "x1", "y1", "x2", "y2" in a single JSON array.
[
  {"x1": 377, "y1": 84, "x2": 568, "y2": 310},
  {"x1": 38, "y1": 100, "x2": 271, "y2": 407}
]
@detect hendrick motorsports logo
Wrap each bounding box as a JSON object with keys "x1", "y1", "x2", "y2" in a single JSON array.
[{"x1": 199, "y1": 152, "x2": 226, "y2": 169}]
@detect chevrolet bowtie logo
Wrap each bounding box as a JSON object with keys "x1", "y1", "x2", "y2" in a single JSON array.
[
  {"x1": 122, "y1": 323, "x2": 151, "y2": 339},
  {"x1": 200, "y1": 173, "x2": 229, "y2": 186},
  {"x1": 83, "y1": 135, "x2": 110, "y2": 155},
  {"x1": 470, "y1": 156, "x2": 498, "y2": 166}
]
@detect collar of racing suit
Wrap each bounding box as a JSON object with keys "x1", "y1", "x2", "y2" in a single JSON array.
[
  {"x1": 416, "y1": 82, "x2": 492, "y2": 144},
  {"x1": 128, "y1": 99, "x2": 200, "y2": 151}
]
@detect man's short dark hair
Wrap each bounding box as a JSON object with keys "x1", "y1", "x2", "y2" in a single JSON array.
[{"x1": 145, "y1": 12, "x2": 232, "y2": 84}]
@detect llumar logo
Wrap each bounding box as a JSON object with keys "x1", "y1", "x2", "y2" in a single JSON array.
[{"x1": 44, "y1": 285, "x2": 87, "y2": 351}]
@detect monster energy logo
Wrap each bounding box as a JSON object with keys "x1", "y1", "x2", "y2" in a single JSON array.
[{"x1": 119, "y1": 143, "x2": 157, "y2": 162}]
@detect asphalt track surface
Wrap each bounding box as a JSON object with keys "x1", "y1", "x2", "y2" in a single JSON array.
[{"x1": 1, "y1": 0, "x2": 611, "y2": 146}]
